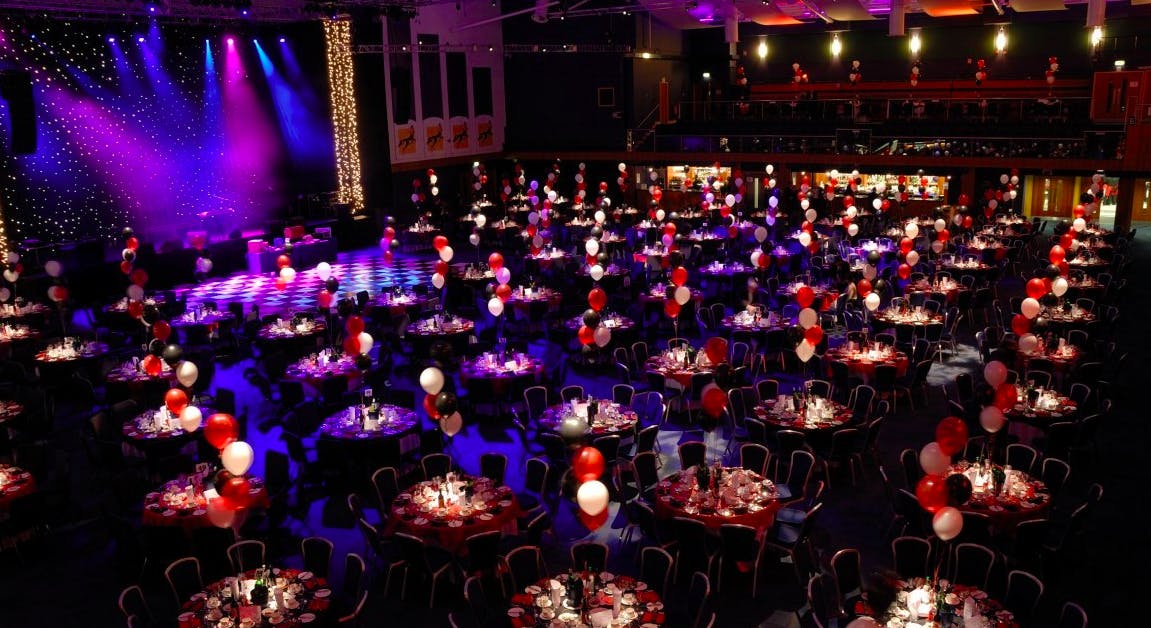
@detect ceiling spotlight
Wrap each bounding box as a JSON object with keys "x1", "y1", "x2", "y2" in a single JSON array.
[
  {"x1": 909, "y1": 32, "x2": 921, "y2": 56},
  {"x1": 830, "y1": 34, "x2": 842, "y2": 57},
  {"x1": 994, "y1": 28, "x2": 1007, "y2": 54},
  {"x1": 226, "y1": 37, "x2": 235, "y2": 46}
]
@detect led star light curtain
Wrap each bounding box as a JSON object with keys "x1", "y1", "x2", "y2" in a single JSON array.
[{"x1": 0, "y1": 20, "x2": 335, "y2": 243}]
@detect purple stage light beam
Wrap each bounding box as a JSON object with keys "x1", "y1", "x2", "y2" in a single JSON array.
[{"x1": 221, "y1": 34, "x2": 286, "y2": 221}]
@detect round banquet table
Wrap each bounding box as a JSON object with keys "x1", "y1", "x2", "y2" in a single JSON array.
[
  {"x1": 825, "y1": 347, "x2": 910, "y2": 382},
  {"x1": 0, "y1": 400, "x2": 25, "y2": 426},
  {"x1": 1067, "y1": 256, "x2": 1109, "y2": 274},
  {"x1": 652, "y1": 467, "x2": 782, "y2": 531},
  {"x1": 35, "y1": 340, "x2": 109, "y2": 365},
  {"x1": 283, "y1": 353, "x2": 362, "y2": 391},
  {"x1": 388, "y1": 476, "x2": 518, "y2": 554},
  {"x1": 754, "y1": 396, "x2": 853, "y2": 435},
  {"x1": 538, "y1": 402, "x2": 638, "y2": 438},
  {"x1": 122, "y1": 408, "x2": 206, "y2": 453},
  {"x1": 720, "y1": 313, "x2": 791, "y2": 336},
  {"x1": 905, "y1": 279, "x2": 968, "y2": 305},
  {"x1": 565, "y1": 315, "x2": 636, "y2": 336},
  {"x1": 405, "y1": 316, "x2": 475, "y2": 358},
  {"x1": 507, "y1": 573, "x2": 666, "y2": 628},
  {"x1": 939, "y1": 260, "x2": 994, "y2": 277},
  {"x1": 946, "y1": 461, "x2": 1050, "y2": 532},
  {"x1": 1014, "y1": 344, "x2": 1080, "y2": 373},
  {"x1": 319, "y1": 404, "x2": 419, "y2": 442},
  {"x1": 171, "y1": 309, "x2": 235, "y2": 344},
  {"x1": 104, "y1": 296, "x2": 165, "y2": 321},
  {"x1": 0, "y1": 324, "x2": 41, "y2": 355},
  {"x1": 0, "y1": 301, "x2": 52, "y2": 323},
  {"x1": 638, "y1": 285, "x2": 704, "y2": 306},
  {"x1": 255, "y1": 319, "x2": 326, "y2": 346},
  {"x1": 1064, "y1": 276, "x2": 1105, "y2": 299},
  {"x1": 144, "y1": 477, "x2": 269, "y2": 529},
  {"x1": 177, "y1": 567, "x2": 332, "y2": 628},
  {"x1": 776, "y1": 283, "x2": 838, "y2": 309},
  {"x1": 459, "y1": 352, "x2": 545, "y2": 395},
  {"x1": 866, "y1": 581, "x2": 1019, "y2": 628},
  {"x1": 368, "y1": 292, "x2": 431, "y2": 319},
  {"x1": 869, "y1": 309, "x2": 944, "y2": 331},
  {"x1": 0, "y1": 464, "x2": 36, "y2": 510},
  {"x1": 451, "y1": 263, "x2": 496, "y2": 287},
  {"x1": 1037, "y1": 307, "x2": 1095, "y2": 331},
  {"x1": 698, "y1": 261, "x2": 753, "y2": 279},
  {"x1": 645, "y1": 354, "x2": 714, "y2": 389},
  {"x1": 1004, "y1": 388, "x2": 1077, "y2": 446},
  {"x1": 105, "y1": 360, "x2": 173, "y2": 405}
]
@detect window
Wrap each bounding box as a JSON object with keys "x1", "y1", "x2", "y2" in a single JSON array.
[
  {"x1": 472, "y1": 67, "x2": 492, "y2": 116},
  {"x1": 446, "y1": 52, "x2": 468, "y2": 118},
  {"x1": 418, "y1": 34, "x2": 443, "y2": 119}
]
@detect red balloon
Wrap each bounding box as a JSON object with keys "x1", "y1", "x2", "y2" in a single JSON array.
[
  {"x1": 343, "y1": 335, "x2": 362, "y2": 356},
  {"x1": 383, "y1": 226, "x2": 396, "y2": 241},
  {"x1": 577, "y1": 325, "x2": 595, "y2": 346},
  {"x1": 1059, "y1": 233, "x2": 1074, "y2": 249},
  {"x1": 276, "y1": 254, "x2": 291, "y2": 269},
  {"x1": 937, "y1": 229, "x2": 950, "y2": 242},
  {"x1": 578, "y1": 508, "x2": 609, "y2": 531},
  {"x1": 495, "y1": 283, "x2": 512, "y2": 302},
  {"x1": 935, "y1": 417, "x2": 969, "y2": 456},
  {"x1": 317, "y1": 291, "x2": 334, "y2": 308},
  {"x1": 1025, "y1": 278, "x2": 1048, "y2": 300},
  {"x1": 142, "y1": 354, "x2": 162, "y2": 377},
  {"x1": 120, "y1": 260, "x2": 133, "y2": 275},
  {"x1": 1048, "y1": 245, "x2": 1066, "y2": 264},
  {"x1": 275, "y1": 277, "x2": 288, "y2": 291},
  {"x1": 130, "y1": 269, "x2": 149, "y2": 287},
  {"x1": 573, "y1": 447, "x2": 605, "y2": 482},
  {"x1": 203, "y1": 413, "x2": 239, "y2": 450},
  {"x1": 433, "y1": 235, "x2": 449, "y2": 251},
  {"x1": 900, "y1": 237, "x2": 914, "y2": 254},
  {"x1": 916, "y1": 474, "x2": 950, "y2": 513},
  {"x1": 423, "y1": 394, "x2": 439, "y2": 419},
  {"x1": 164, "y1": 388, "x2": 189, "y2": 416},
  {"x1": 671, "y1": 266, "x2": 689, "y2": 287},
  {"x1": 796, "y1": 286, "x2": 816, "y2": 308},
  {"x1": 704, "y1": 337, "x2": 728, "y2": 366},
  {"x1": 588, "y1": 287, "x2": 607, "y2": 312},
  {"x1": 383, "y1": 250, "x2": 395, "y2": 264},
  {"x1": 152, "y1": 321, "x2": 171, "y2": 342},
  {"x1": 897, "y1": 264, "x2": 912, "y2": 280},
  {"x1": 808, "y1": 241, "x2": 820, "y2": 255},
  {"x1": 801, "y1": 221, "x2": 814, "y2": 234},
  {"x1": 1072, "y1": 204, "x2": 1086, "y2": 219},
  {"x1": 488, "y1": 252, "x2": 504, "y2": 270},
  {"x1": 857, "y1": 279, "x2": 872, "y2": 297},
  {"x1": 843, "y1": 195, "x2": 854, "y2": 207},
  {"x1": 1058, "y1": 260, "x2": 1069, "y2": 276},
  {"x1": 127, "y1": 300, "x2": 144, "y2": 318},
  {"x1": 220, "y1": 476, "x2": 251, "y2": 506},
  {"x1": 702, "y1": 387, "x2": 728, "y2": 419},
  {"x1": 126, "y1": 236, "x2": 140, "y2": 251},
  {"x1": 958, "y1": 194, "x2": 970, "y2": 206},
  {"x1": 994, "y1": 383, "x2": 1018, "y2": 410},
  {"x1": 434, "y1": 260, "x2": 449, "y2": 276},
  {"x1": 804, "y1": 325, "x2": 824, "y2": 346},
  {"x1": 664, "y1": 300, "x2": 681, "y2": 319},
  {"x1": 346, "y1": 315, "x2": 365, "y2": 336},
  {"x1": 1011, "y1": 314, "x2": 1031, "y2": 336},
  {"x1": 756, "y1": 252, "x2": 770, "y2": 269},
  {"x1": 962, "y1": 216, "x2": 973, "y2": 229},
  {"x1": 662, "y1": 223, "x2": 676, "y2": 238}
]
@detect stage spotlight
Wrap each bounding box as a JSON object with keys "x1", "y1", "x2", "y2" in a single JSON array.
[
  {"x1": 227, "y1": 37, "x2": 235, "y2": 47},
  {"x1": 107, "y1": 36, "x2": 116, "y2": 43},
  {"x1": 147, "y1": 4, "x2": 157, "y2": 12},
  {"x1": 138, "y1": 37, "x2": 145, "y2": 43},
  {"x1": 279, "y1": 37, "x2": 286, "y2": 43}
]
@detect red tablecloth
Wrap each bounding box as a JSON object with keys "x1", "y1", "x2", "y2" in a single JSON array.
[
  {"x1": 825, "y1": 349, "x2": 910, "y2": 381},
  {"x1": 177, "y1": 567, "x2": 330, "y2": 628},
  {"x1": 388, "y1": 480, "x2": 519, "y2": 554},
  {"x1": 652, "y1": 469, "x2": 781, "y2": 531},
  {"x1": 0, "y1": 465, "x2": 36, "y2": 510},
  {"x1": 143, "y1": 478, "x2": 269, "y2": 529}
]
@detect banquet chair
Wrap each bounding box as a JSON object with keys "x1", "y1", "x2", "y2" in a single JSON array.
[
  {"x1": 1025, "y1": 370, "x2": 1052, "y2": 389},
  {"x1": 1005, "y1": 444, "x2": 1039, "y2": 475},
  {"x1": 592, "y1": 435, "x2": 622, "y2": 468},
  {"x1": 640, "y1": 546, "x2": 674, "y2": 599},
  {"x1": 1074, "y1": 298, "x2": 1095, "y2": 313},
  {"x1": 667, "y1": 338, "x2": 690, "y2": 351},
  {"x1": 633, "y1": 452, "x2": 661, "y2": 500},
  {"x1": 800, "y1": 572, "x2": 846, "y2": 628},
  {"x1": 892, "y1": 536, "x2": 931, "y2": 578},
  {"x1": 1003, "y1": 569, "x2": 1044, "y2": 623},
  {"x1": 164, "y1": 557, "x2": 203, "y2": 607},
  {"x1": 779, "y1": 450, "x2": 816, "y2": 505},
  {"x1": 899, "y1": 448, "x2": 922, "y2": 488},
  {"x1": 775, "y1": 480, "x2": 825, "y2": 528},
  {"x1": 1040, "y1": 457, "x2": 1071, "y2": 496},
  {"x1": 873, "y1": 364, "x2": 903, "y2": 413},
  {"x1": 338, "y1": 553, "x2": 366, "y2": 616},
  {"x1": 807, "y1": 379, "x2": 832, "y2": 399},
  {"x1": 765, "y1": 503, "x2": 823, "y2": 586},
  {"x1": 771, "y1": 430, "x2": 809, "y2": 481},
  {"x1": 516, "y1": 458, "x2": 550, "y2": 517},
  {"x1": 1067, "y1": 383, "x2": 1091, "y2": 410},
  {"x1": 538, "y1": 432, "x2": 569, "y2": 470},
  {"x1": 420, "y1": 453, "x2": 453, "y2": 480},
  {"x1": 755, "y1": 379, "x2": 780, "y2": 403},
  {"x1": 715, "y1": 524, "x2": 764, "y2": 595},
  {"x1": 301, "y1": 536, "x2": 334, "y2": 579},
  {"x1": 560, "y1": 385, "x2": 584, "y2": 403},
  {"x1": 118, "y1": 585, "x2": 153, "y2": 627},
  {"x1": 831, "y1": 548, "x2": 863, "y2": 610},
  {"x1": 336, "y1": 591, "x2": 368, "y2": 626},
  {"x1": 731, "y1": 341, "x2": 750, "y2": 369},
  {"x1": 502, "y1": 545, "x2": 546, "y2": 593},
  {"x1": 1058, "y1": 601, "x2": 1089, "y2": 628},
  {"x1": 394, "y1": 532, "x2": 457, "y2": 607},
  {"x1": 874, "y1": 332, "x2": 896, "y2": 347},
  {"x1": 819, "y1": 428, "x2": 861, "y2": 489},
  {"x1": 633, "y1": 391, "x2": 666, "y2": 428},
  {"x1": 571, "y1": 541, "x2": 610, "y2": 572},
  {"x1": 612, "y1": 384, "x2": 635, "y2": 407},
  {"x1": 631, "y1": 342, "x2": 649, "y2": 371},
  {"x1": 462, "y1": 576, "x2": 490, "y2": 627},
  {"x1": 963, "y1": 436, "x2": 988, "y2": 462},
  {"x1": 612, "y1": 346, "x2": 632, "y2": 371},
  {"x1": 634, "y1": 425, "x2": 660, "y2": 460},
  {"x1": 479, "y1": 452, "x2": 507, "y2": 486},
  {"x1": 951, "y1": 542, "x2": 995, "y2": 590},
  {"x1": 522, "y1": 386, "x2": 549, "y2": 426},
  {"x1": 847, "y1": 385, "x2": 876, "y2": 422},
  {"x1": 685, "y1": 571, "x2": 713, "y2": 628},
  {"x1": 371, "y1": 467, "x2": 400, "y2": 513},
  {"x1": 739, "y1": 443, "x2": 770, "y2": 477},
  {"x1": 226, "y1": 540, "x2": 266, "y2": 574},
  {"x1": 1007, "y1": 518, "x2": 1050, "y2": 574},
  {"x1": 670, "y1": 518, "x2": 717, "y2": 584},
  {"x1": 892, "y1": 488, "x2": 928, "y2": 538},
  {"x1": 462, "y1": 530, "x2": 503, "y2": 578},
  {"x1": 678, "y1": 441, "x2": 707, "y2": 471},
  {"x1": 745, "y1": 418, "x2": 768, "y2": 445}
]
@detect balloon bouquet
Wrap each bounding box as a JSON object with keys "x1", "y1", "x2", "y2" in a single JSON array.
[
  {"x1": 420, "y1": 366, "x2": 462, "y2": 437},
  {"x1": 913, "y1": 416, "x2": 973, "y2": 561}
]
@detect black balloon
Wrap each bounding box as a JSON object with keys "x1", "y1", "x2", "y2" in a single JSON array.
[
  {"x1": 1044, "y1": 264, "x2": 1061, "y2": 280},
  {"x1": 355, "y1": 354, "x2": 373, "y2": 371},
  {"x1": 873, "y1": 279, "x2": 888, "y2": 294},
  {"x1": 337, "y1": 298, "x2": 355, "y2": 318},
  {"x1": 122, "y1": 249, "x2": 136, "y2": 262},
  {"x1": 786, "y1": 325, "x2": 805, "y2": 346},
  {"x1": 122, "y1": 227, "x2": 135, "y2": 237},
  {"x1": 589, "y1": 225, "x2": 604, "y2": 239},
  {"x1": 390, "y1": 239, "x2": 400, "y2": 250},
  {"x1": 161, "y1": 343, "x2": 183, "y2": 367},
  {"x1": 867, "y1": 251, "x2": 882, "y2": 266},
  {"x1": 668, "y1": 212, "x2": 679, "y2": 222},
  {"x1": 483, "y1": 283, "x2": 496, "y2": 299},
  {"x1": 946, "y1": 473, "x2": 973, "y2": 506},
  {"x1": 1053, "y1": 220, "x2": 1069, "y2": 235},
  {"x1": 1031, "y1": 316, "x2": 1050, "y2": 333},
  {"x1": 324, "y1": 278, "x2": 340, "y2": 293},
  {"x1": 213, "y1": 469, "x2": 234, "y2": 490},
  {"x1": 1040, "y1": 293, "x2": 1059, "y2": 308},
  {"x1": 582, "y1": 309, "x2": 601, "y2": 328},
  {"x1": 141, "y1": 304, "x2": 160, "y2": 325},
  {"x1": 668, "y1": 251, "x2": 684, "y2": 267},
  {"x1": 147, "y1": 338, "x2": 164, "y2": 357},
  {"x1": 386, "y1": 216, "x2": 397, "y2": 226},
  {"x1": 434, "y1": 391, "x2": 459, "y2": 416},
  {"x1": 596, "y1": 252, "x2": 609, "y2": 266}
]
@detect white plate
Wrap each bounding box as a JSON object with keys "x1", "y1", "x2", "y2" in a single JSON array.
[
  {"x1": 178, "y1": 612, "x2": 195, "y2": 622},
  {"x1": 448, "y1": 520, "x2": 463, "y2": 528},
  {"x1": 298, "y1": 571, "x2": 314, "y2": 581},
  {"x1": 299, "y1": 613, "x2": 316, "y2": 624},
  {"x1": 507, "y1": 607, "x2": 524, "y2": 618},
  {"x1": 162, "y1": 509, "x2": 176, "y2": 517},
  {"x1": 314, "y1": 589, "x2": 331, "y2": 598},
  {"x1": 499, "y1": 500, "x2": 513, "y2": 507},
  {"x1": 634, "y1": 582, "x2": 648, "y2": 591},
  {"x1": 414, "y1": 517, "x2": 429, "y2": 525},
  {"x1": 479, "y1": 513, "x2": 493, "y2": 521},
  {"x1": 268, "y1": 615, "x2": 284, "y2": 625},
  {"x1": 525, "y1": 585, "x2": 542, "y2": 595},
  {"x1": 599, "y1": 572, "x2": 614, "y2": 582},
  {"x1": 192, "y1": 509, "x2": 206, "y2": 516}
]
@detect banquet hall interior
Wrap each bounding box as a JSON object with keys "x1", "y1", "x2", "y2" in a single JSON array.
[{"x1": 0, "y1": 0, "x2": 1149, "y2": 626}]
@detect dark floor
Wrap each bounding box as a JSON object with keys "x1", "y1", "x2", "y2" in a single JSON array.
[{"x1": 0, "y1": 228, "x2": 1147, "y2": 628}]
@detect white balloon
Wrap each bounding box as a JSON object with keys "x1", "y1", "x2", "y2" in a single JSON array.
[
  {"x1": 988, "y1": 199, "x2": 998, "y2": 210},
  {"x1": 279, "y1": 266, "x2": 296, "y2": 282},
  {"x1": 805, "y1": 209, "x2": 817, "y2": 223},
  {"x1": 983, "y1": 360, "x2": 1008, "y2": 388},
  {"x1": 862, "y1": 264, "x2": 877, "y2": 280},
  {"x1": 420, "y1": 367, "x2": 445, "y2": 394},
  {"x1": 662, "y1": 234, "x2": 674, "y2": 248},
  {"x1": 800, "y1": 198, "x2": 810, "y2": 211},
  {"x1": 1010, "y1": 175, "x2": 1019, "y2": 185},
  {"x1": 475, "y1": 214, "x2": 488, "y2": 228},
  {"x1": 980, "y1": 406, "x2": 1006, "y2": 433},
  {"x1": 766, "y1": 214, "x2": 776, "y2": 227},
  {"x1": 725, "y1": 194, "x2": 736, "y2": 208},
  {"x1": 1051, "y1": 277, "x2": 1069, "y2": 297},
  {"x1": 176, "y1": 361, "x2": 199, "y2": 388},
  {"x1": 846, "y1": 206, "x2": 858, "y2": 219},
  {"x1": 1000, "y1": 174, "x2": 1010, "y2": 185},
  {"x1": 618, "y1": 162, "x2": 627, "y2": 172},
  {"x1": 919, "y1": 442, "x2": 950, "y2": 475},
  {"x1": 796, "y1": 339, "x2": 815, "y2": 363},
  {"x1": 528, "y1": 211, "x2": 540, "y2": 225},
  {"x1": 1073, "y1": 218, "x2": 1086, "y2": 232},
  {"x1": 712, "y1": 180, "x2": 722, "y2": 191},
  {"x1": 532, "y1": 235, "x2": 544, "y2": 249},
  {"x1": 935, "y1": 219, "x2": 947, "y2": 232},
  {"x1": 904, "y1": 222, "x2": 920, "y2": 239},
  {"x1": 127, "y1": 284, "x2": 144, "y2": 301},
  {"x1": 197, "y1": 258, "x2": 213, "y2": 274},
  {"x1": 577, "y1": 480, "x2": 609, "y2": 516},
  {"x1": 655, "y1": 209, "x2": 666, "y2": 221},
  {"x1": 590, "y1": 265, "x2": 605, "y2": 282},
  {"x1": 439, "y1": 246, "x2": 455, "y2": 262},
  {"x1": 872, "y1": 198, "x2": 882, "y2": 210},
  {"x1": 469, "y1": 233, "x2": 481, "y2": 246},
  {"x1": 798, "y1": 232, "x2": 812, "y2": 247},
  {"x1": 753, "y1": 227, "x2": 768, "y2": 243},
  {"x1": 356, "y1": 328, "x2": 375, "y2": 354},
  {"x1": 906, "y1": 251, "x2": 920, "y2": 267},
  {"x1": 316, "y1": 262, "x2": 332, "y2": 281},
  {"x1": 765, "y1": 164, "x2": 774, "y2": 175},
  {"x1": 674, "y1": 286, "x2": 691, "y2": 306},
  {"x1": 495, "y1": 267, "x2": 511, "y2": 285},
  {"x1": 179, "y1": 405, "x2": 203, "y2": 432},
  {"x1": 430, "y1": 186, "x2": 439, "y2": 197},
  {"x1": 431, "y1": 273, "x2": 445, "y2": 289},
  {"x1": 44, "y1": 260, "x2": 62, "y2": 277},
  {"x1": 593, "y1": 325, "x2": 612, "y2": 347},
  {"x1": 954, "y1": 213, "x2": 965, "y2": 226},
  {"x1": 768, "y1": 178, "x2": 777, "y2": 189},
  {"x1": 933, "y1": 506, "x2": 964, "y2": 541},
  {"x1": 1021, "y1": 297, "x2": 1041, "y2": 319},
  {"x1": 429, "y1": 174, "x2": 438, "y2": 185},
  {"x1": 221, "y1": 441, "x2": 254, "y2": 476},
  {"x1": 768, "y1": 196, "x2": 779, "y2": 208},
  {"x1": 750, "y1": 250, "x2": 762, "y2": 268},
  {"x1": 487, "y1": 297, "x2": 504, "y2": 317},
  {"x1": 1018, "y1": 333, "x2": 1039, "y2": 353},
  {"x1": 847, "y1": 223, "x2": 860, "y2": 237},
  {"x1": 932, "y1": 241, "x2": 944, "y2": 254},
  {"x1": 594, "y1": 210, "x2": 607, "y2": 224},
  {"x1": 0, "y1": 287, "x2": 10, "y2": 302},
  {"x1": 875, "y1": 182, "x2": 886, "y2": 194},
  {"x1": 864, "y1": 292, "x2": 881, "y2": 311},
  {"x1": 585, "y1": 239, "x2": 600, "y2": 256},
  {"x1": 547, "y1": 190, "x2": 558, "y2": 203},
  {"x1": 441, "y1": 412, "x2": 463, "y2": 436},
  {"x1": 798, "y1": 307, "x2": 818, "y2": 329},
  {"x1": 705, "y1": 192, "x2": 715, "y2": 204},
  {"x1": 206, "y1": 497, "x2": 236, "y2": 528},
  {"x1": 5, "y1": 251, "x2": 18, "y2": 264}
]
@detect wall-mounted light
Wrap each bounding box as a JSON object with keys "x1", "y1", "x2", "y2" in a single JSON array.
[
  {"x1": 702, "y1": 72, "x2": 711, "y2": 80},
  {"x1": 909, "y1": 32, "x2": 921, "y2": 57},
  {"x1": 1090, "y1": 26, "x2": 1103, "y2": 48},
  {"x1": 830, "y1": 33, "x2": 842, "y2": 57},
  {"x1": 994, "y1": 28, "x2": 1007, "y2": 54},
  {"x1": 1114, "y1": 59, "x2": 1126, "y2": 69},
  {"x1": 757, "y1": 39, "x2": 768, "y2": 60},
  {"x1": 640, "y1": 51, "x2": 652, "y2": 59}
]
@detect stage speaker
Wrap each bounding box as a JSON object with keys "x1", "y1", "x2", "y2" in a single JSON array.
[{"x1": 0, "y1": 71, "x2": 36, "y2": 155}]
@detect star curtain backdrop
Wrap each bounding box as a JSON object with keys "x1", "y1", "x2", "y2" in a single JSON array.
[{"x1": 0, "y1": 19, "x2": 334, "y2": 243}]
